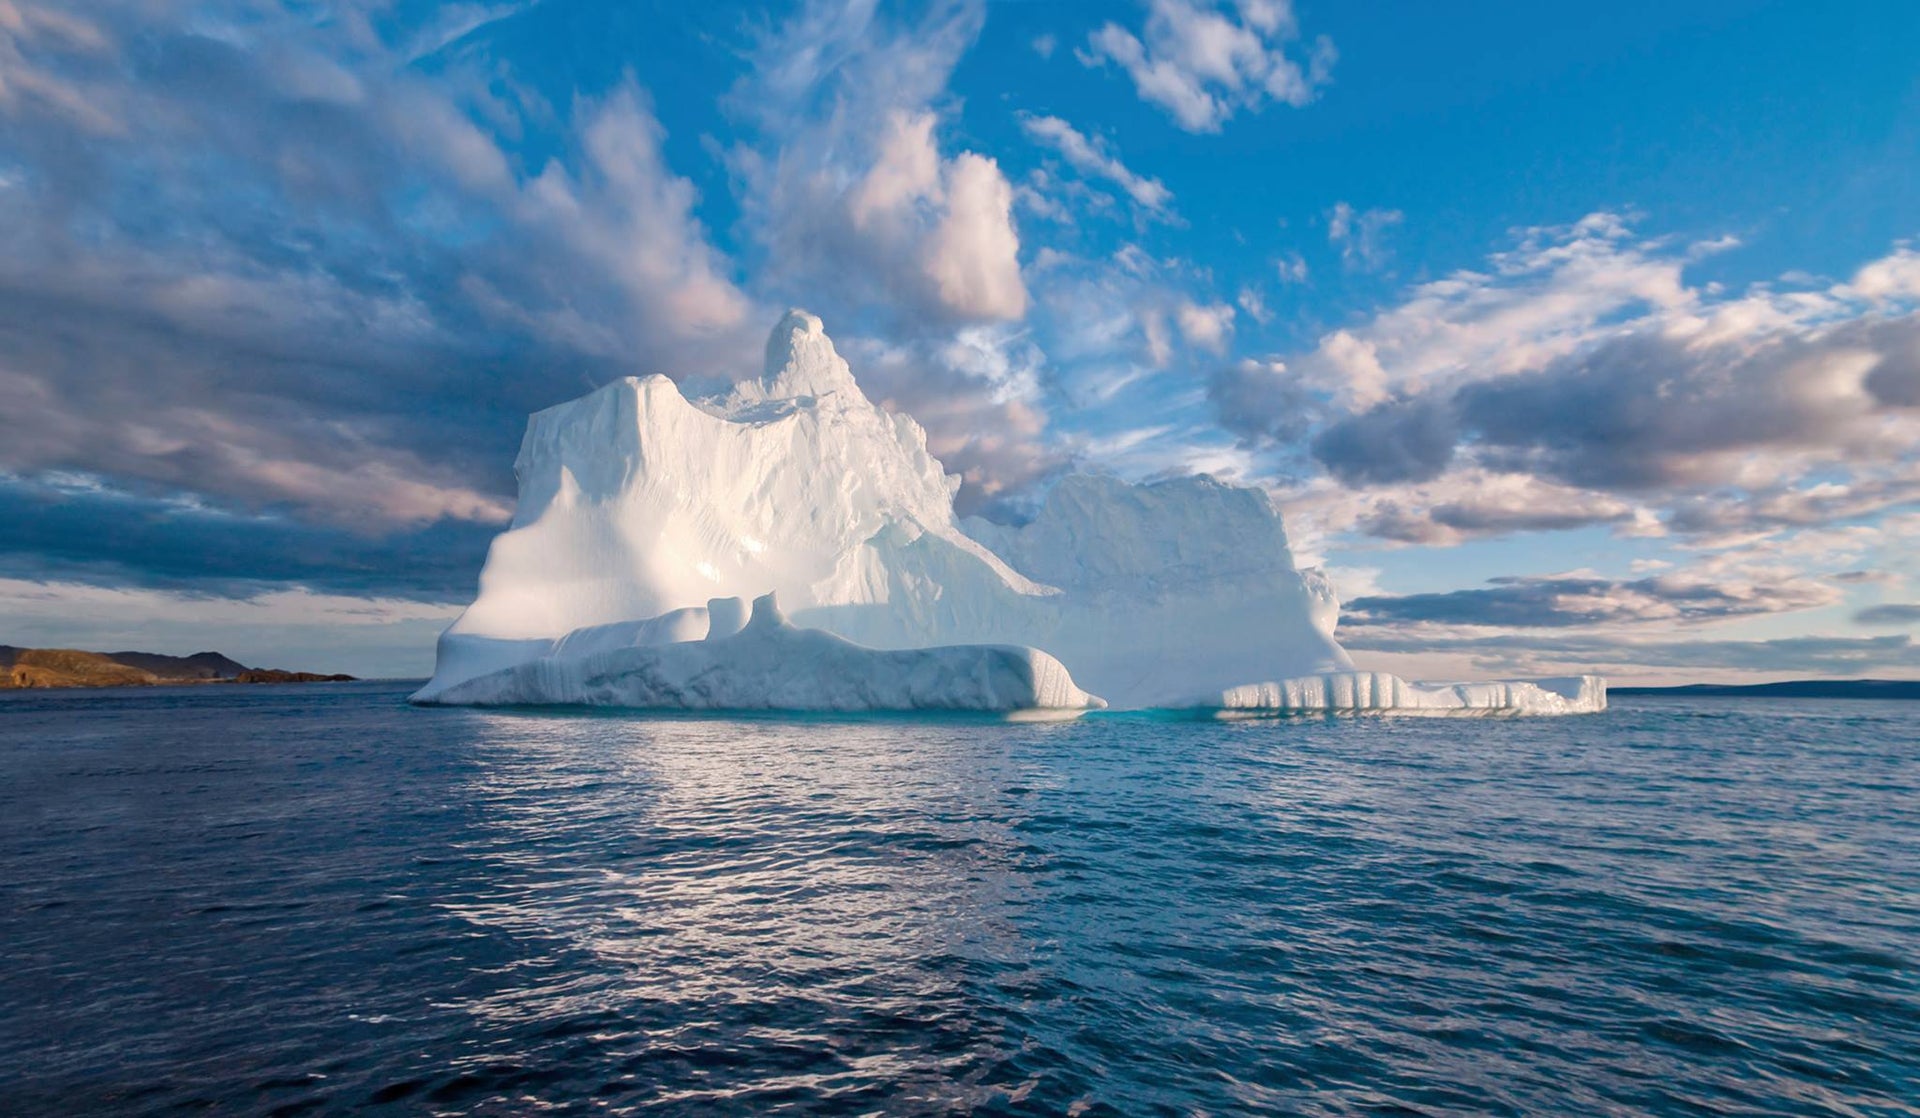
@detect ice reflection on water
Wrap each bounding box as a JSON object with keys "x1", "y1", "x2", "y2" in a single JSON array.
[{"x1": 437, "y1": 713, "x2": 1076, "y2": 1110}]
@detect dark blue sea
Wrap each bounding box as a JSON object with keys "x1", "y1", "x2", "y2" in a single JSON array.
[{"x1": 2, "y1": 683, "x2": 1915, "y2": 1116}]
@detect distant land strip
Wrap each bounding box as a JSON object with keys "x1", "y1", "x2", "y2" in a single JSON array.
[
  {"x1": 0, "y1": 646, "x2": 355, "y2": 690},
  {"x1": 1612, "y1": 679, "x2": 1920, "y2": 700}
]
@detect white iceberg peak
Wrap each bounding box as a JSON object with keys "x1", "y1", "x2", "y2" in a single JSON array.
[{"x1": 757, "y1": 308, "x2": 864, "y2": 402}]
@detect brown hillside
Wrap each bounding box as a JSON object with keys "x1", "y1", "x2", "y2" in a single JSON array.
[
  {"x1": 109, "y1": 650, "x2": 250, "y2": 680},
  {"x1": 8, "y1": 649, "x2": 161, "y2": 689}
]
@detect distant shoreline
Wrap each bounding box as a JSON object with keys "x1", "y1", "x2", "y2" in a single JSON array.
[
  {"x1": 1612, "y1": 679, "x2": 1920, "y2": 700},
  {"x1": 1, "y1": 646, "x2": 355, "y2": 690}
]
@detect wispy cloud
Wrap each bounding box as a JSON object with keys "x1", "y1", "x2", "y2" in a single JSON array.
[
  {"x1": 1344, "y1": 629, "x2": 1920, "y2": 680},
  {"x1": 1346, "y1": 572, "x2": 1838, "y2": 629},
  {"x1": 1327, "y1": 201, "x2": 1402, "y2": 272},
  {"x1": 1079, "y1": 0, "x2": 1335, "y2": 132},
  {"x1": 1017, "y1": 112, "x2": 1173, "y2": 214},
  {"x1": 1855, "y1": 602, "x2": 1920, "y2": 626}
]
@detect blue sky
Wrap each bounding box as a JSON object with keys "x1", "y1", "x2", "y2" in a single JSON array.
[{"x1": 2, "y1": 0, "x2": 1918, "y2": 681}]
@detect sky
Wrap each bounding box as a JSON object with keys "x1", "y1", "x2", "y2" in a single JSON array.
[{"x1": 2, "y1": 0, "x2": 1918, "y2": 682}]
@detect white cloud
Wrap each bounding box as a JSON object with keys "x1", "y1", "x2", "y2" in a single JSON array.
[
  {"x1": 1017, "y1": 112, "x2": 1173, "y2": 213},
  {"x1": 728, "y1": 5, "x2": 1027, "y2": 324},
  {"x1": 1142, "y1": 306, "x2": 1175, "y2": 366},
  {"x1": 1175, "y1": 299, "x2": 1235, "y2": 353},
  {"x1": 0, "y1": 578, "x2": 459, "y2": 628},
  {"x1": 1296, "y1": 213, "x2": 1694, "y2": 408},
  {"x1": 1080, "y1": 0, "x2": 1335, "y2": 132},
  {"x1": 937, "y1": 323, "x2": 1045, "y2": 404},
  {"x1": 1329, "y1": 514, "x2": 1920, "y2": 683},
  {"x1": 1026, "y1": 245, "x2": 1249, "y2": 413},
  {"x1": 0, "y1": 1, "x2": 123, "y2": 135},
  {"x1": 516, "y1": 82, "x2": 750, "y2": 343},
  {"x1": 399, "y1": 3, "x2": 527, "y2": 63},
  {"x1": 1214, "y1": 214, "x2": 1920, "y2": 613},
  {"x1": 850, "y1": 109, "x2": 944, "y2": 228},
  {"x1": 1843, "y1": 246, "x2": 1920, "y2": 303},
  {"x1": 1342, "y1": 570, "x2": 1841, "y2": 630},
  {"x1": 1236, "y1": 285, "x2": 1271, "y2": 323},
  {"x1": 1327, "y1": 201, "x2": 1402, "y2": 273},
  {"x1": 926, "y1": 151, "x2": 1028, "y2": 320},
  {"x1": 1284, "y1": 468, "x2": 1648, "y2": 550}
]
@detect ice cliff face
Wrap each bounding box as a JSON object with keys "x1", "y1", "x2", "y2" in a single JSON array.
[
  {"x1": 960, "y1": 474, "x2": 1348, "y2": 706},
  {"x1": 416, "y1": 310, "x2": 1353, "y2": 708}
]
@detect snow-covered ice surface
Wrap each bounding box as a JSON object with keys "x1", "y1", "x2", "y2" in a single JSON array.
[
  {"x1": 414, "y1": 310, "x2": 1604, "y2": 715},
  {"x1": 1195, "y1": 672, "x2": 1608, "y2": 717},
  {"x1": 418, "y1": 593, "x2": 1104, "y2": 717}
]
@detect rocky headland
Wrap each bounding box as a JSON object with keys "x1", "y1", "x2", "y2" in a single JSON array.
[{"x1": 0, "y1": 647, "x2": 355, "y2": 690}]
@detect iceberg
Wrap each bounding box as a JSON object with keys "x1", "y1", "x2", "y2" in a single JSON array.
[
  {"x1": 415, "y1": 310, "x2": 1068, "y2": 701},
  {"x1": 413, "y1": 310, "x2": 1604, "y2": 716},
  {"x1": 417, "y1": 593, "x2": 1104, "y2": 716}
]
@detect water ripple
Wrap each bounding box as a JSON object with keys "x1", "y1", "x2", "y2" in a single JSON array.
[{"x1": 0, "y1": 684, "x2": 1915, "y2": 1115}]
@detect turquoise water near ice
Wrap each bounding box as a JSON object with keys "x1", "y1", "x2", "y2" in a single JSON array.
[{"x1": 2, "y1": 682, "x2": 1915, "y2": 1115}]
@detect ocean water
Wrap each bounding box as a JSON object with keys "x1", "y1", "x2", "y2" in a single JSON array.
[{"x1": 2, "y1": 684, "x2": 1915, "y2": 1116}]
